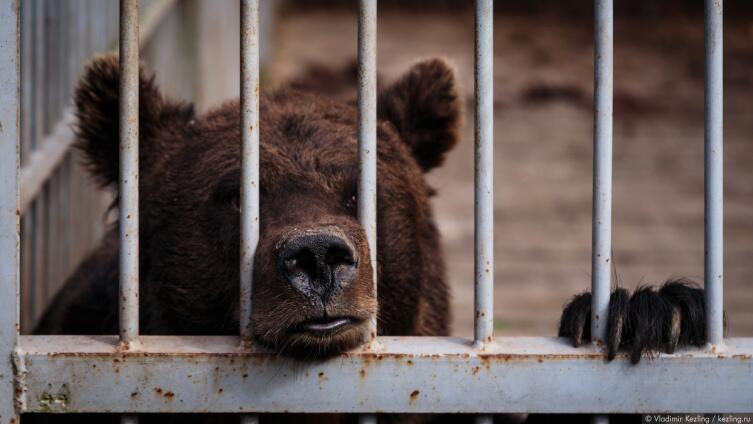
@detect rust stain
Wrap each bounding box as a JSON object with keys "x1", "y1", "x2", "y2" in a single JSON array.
[
  {"x1": 471, "y1": 366, "x2": 480, "y2": 375},
  {"x1": 359, "y1": 368, "x2": 367, "y2": 378},
  {"x1": 409, "y1": 390, "x2": 420, "y2": 405}
]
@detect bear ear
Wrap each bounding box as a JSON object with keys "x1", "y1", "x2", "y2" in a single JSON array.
[
  {"x1": 377, "y1": 58, "x2": 462, "y2": 172},
  {"x1": 73, "y1": 54, "x2": 194, "y2": 188}
]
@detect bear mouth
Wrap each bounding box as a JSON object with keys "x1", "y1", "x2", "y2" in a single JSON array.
[
  {"x1": 255, "y1": 315, "x2": 368, "y2": 358},
  {"x1": 292, "y1": 316, "x2": 361, "y2": 335}
]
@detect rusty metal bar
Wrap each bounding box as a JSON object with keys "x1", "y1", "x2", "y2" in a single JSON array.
[
  {"x1": 240, "y1": 2, "x2": 261, "y2": 422},
  {"x1": 13, "y1": 335, "x2": 753, "y2": 414},
  {"x1": 0, "y1": 1, "x2": 20, "y2": 422},
  {"x1": 474, "y1": 0, "x2": 494, "y2": 348},
  {"x1": 591, "y1": 0, "x2": 613, "y2": 346},
  {"x1": 357, "y1": 3, "x2": 377, "y2": 422},
  {"x1": 358, "y1": 0, "x2": 378, "y2": 343},
  {"x1": 240, "y1": 0, "x2": 260, "y2": 344},
  {"x1": 704, "y1": 0, "x2": 724, "y2": 347},
  {"x1": 119, "y1": 0, "x2": 139, "y2": 346}
]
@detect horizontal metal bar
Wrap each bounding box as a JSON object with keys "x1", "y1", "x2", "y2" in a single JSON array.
[
  {"x1": 15, "y1": 336, "x2": 753, "y2": 414},
  {"x1": 18, "y1": 112, "x2": 75, "y2": 214},
  {"x1": 138, "y1": 0, "x2": 179, "y2": 46}
]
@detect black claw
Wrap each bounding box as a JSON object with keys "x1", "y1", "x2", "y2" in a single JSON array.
[
  {"x1": 627, "y1": 286, "x2": 670, "y2": 364},
  {"x1": 606, "y1": 288, "x2": 629, "y2": 361},
  {"x1": 560, "y1": 278, "x2": 721, "y2": 365},
  {"x1": 558, "y1": 292, "x2": 591, "y2": 347},
  {"x1": 664, "y1": 304, "x2": 681, "y2": 354},
  {"x1": 659, "y1": 279, "x2": 707, "y2": 347}
]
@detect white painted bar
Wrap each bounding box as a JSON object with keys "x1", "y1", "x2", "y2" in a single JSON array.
[
  {"x1": 591, "y1": 0, "x2": 613, "y2": 346},
  {"x1": 704, "y1": 0, "x2": 724, "y2": 348},
  {"x1": 239, "y1": 0, "x2": 260, "y2": 345},
  {"x1": 0, "y1": 1, "x2": 20, "y2": 422},
  {"x1": 357, "y1": 0, "x2": 378, "y2": 342},
  {"x1": 118, "y1": 0, "x2": 140, "y2": 346},
  {"x1": 14, "y1": 336, "x2": 753, "y2": 414},
  {"x1": 474, "y1": 0, "x2": 494, "y2": 347}
]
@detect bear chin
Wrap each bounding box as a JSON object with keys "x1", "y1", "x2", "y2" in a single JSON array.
[{"x1": 256, "y1": 320, "x2": 368, "y2": 359}]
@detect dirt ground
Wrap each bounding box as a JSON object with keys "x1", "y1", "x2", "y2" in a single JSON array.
[{"x1": 271, "y1": 10, "x2": 753, "y2": 337}]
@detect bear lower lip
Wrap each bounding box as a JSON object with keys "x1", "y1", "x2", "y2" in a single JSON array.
[{"x1": 296, "y1": 317, "x2": 354, "y2": 333}]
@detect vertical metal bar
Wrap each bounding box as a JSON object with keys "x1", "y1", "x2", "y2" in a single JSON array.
[
  {"x1": 240, "y1": 0, "x2": 260, "y2": 343},
  {"x1": 704, "y1": 0, "x2": 723, "y2": 347},
  {"x1": 119, "y1": 0, "x2": 139, "y2": 345},
  {"x1": 0, "y1": 1, "x2": 20, "y2": 422},
  {"x1": 240, "y1": 3, "x2": 260, "y2": 423},
  {"x1": 474, "y1": 0, "x2": 493, "y2": 347},
  {"x1": 359, "y1": 415, "x2": 377, "y2": 424},
  {"x1": 475, "y1": 416, "x2": 493, "y2": 424},
  {"x1": 240, "y1": 416, "x2": 259, "y2": 424},
  {"x1": 121, "y1": 415, "x2": 138, "y2": 424},
  {"x1": 591, "y1": 0, "x2": 613, "y2": 347},
  {"x1": 358, "y1": 0, "x2": 377, "y2": 342},
  {"x1": 592, "y1": 1, "x2": 613, "y2": 422},
  {"x1": 358, "y1": 2, "x2": 377, "y2": 423}
]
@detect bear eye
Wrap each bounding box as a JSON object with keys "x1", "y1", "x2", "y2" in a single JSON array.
[{"x1": 215, "y1": 186, "x2": 241, "y2": 212}]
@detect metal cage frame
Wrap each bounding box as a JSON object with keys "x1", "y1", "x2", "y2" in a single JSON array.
[{"x1": 0, "y1": 0, "x2": 751, "y2": 423}]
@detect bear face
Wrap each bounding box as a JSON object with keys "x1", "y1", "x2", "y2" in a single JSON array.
[{"x1": 68, "y1": 55, "x2": 461, "y2": 357}]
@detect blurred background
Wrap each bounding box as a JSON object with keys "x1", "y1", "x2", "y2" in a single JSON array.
[{"x1": 18, "y1": 0, "x2": 753, "y2": 337}]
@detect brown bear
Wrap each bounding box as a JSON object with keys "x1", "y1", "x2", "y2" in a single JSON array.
[{"x1": 33, "y1": 55, "x2": 712, "y2": 423}]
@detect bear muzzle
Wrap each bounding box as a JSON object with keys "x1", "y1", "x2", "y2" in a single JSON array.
[{"x1": 276, "y1": 227, "x2": 359, "y2": 306}]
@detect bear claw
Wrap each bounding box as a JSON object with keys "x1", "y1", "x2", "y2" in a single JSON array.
[{"x1": 558, "y1": 280, "x2": 716, "y2": 364}]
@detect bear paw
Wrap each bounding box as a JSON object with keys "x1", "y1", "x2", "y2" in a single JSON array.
[{"x1": 558, "y1": 279, "x2": 716, "y2": 363}]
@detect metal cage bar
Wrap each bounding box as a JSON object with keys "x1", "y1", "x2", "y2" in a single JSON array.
[
  {"x1": 358, "y1": 0, "x2": 378, "y2": 342},
  {"x1": 591, "y1": 0, "x2": 613, "y2": 346},
  {"x1": 0, "y1": 1, "x2": 20, "y2": 422},
  {"x1": 4, "y1": 0, "x2": 753, "y2": 419},
  {"x1": 13, "y1": 335, "x2": 753, "y2": 414},
  {"x1": 240, "y1": 2, "x2": 260, "y2": 423},
  {"x1": 240, "y1": 0, "x2": 260, "y2": 345},
  {"x1": 119, "y1": 0, "x2": 140, "y2": 346},
  {"x1": 704, "y1": 0, "x2": 724, "y2": 347},
  {"x1": 357, "y1": 2, "x2": 377, "y2": 422},
  {"x1": 474, "y1": 0, "x2": 494, "y2": 348}
]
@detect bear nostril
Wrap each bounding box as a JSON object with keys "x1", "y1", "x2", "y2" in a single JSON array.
[
  {"x1": 277, "y1": 230, "x2": 359, "y2": 302},
  {"x1": 283, "y1": 248, "x2": 318, "y2": 284},
  {"x1": 325, "y1": 246, "x2": 355, "y2": 268}
]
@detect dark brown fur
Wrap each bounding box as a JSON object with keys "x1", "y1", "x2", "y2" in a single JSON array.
[{"x1": 32, "y1": 55, "x2": 460, "y2": 423}]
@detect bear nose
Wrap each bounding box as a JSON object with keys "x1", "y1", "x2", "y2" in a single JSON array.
[{"x1": 277, "y1": 230, "x2": 358, "y2": 304}]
